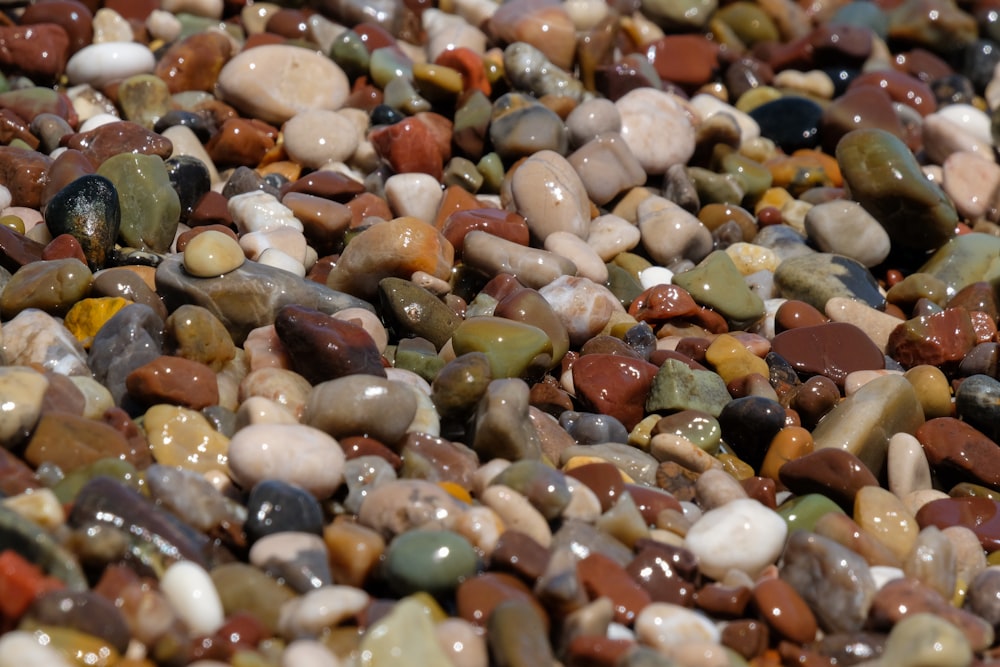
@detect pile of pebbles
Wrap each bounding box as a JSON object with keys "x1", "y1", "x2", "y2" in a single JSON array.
[{"x1": 4, "y1": 0, "x2": 1000, "y2": 665}]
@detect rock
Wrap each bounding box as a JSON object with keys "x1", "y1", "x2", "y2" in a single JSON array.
[
  {"x1": 774, "y1": 252, "x2": 886, "y2": 312},
  {"x1": 43, "y1": 175, "x2": 120, "y2": 270},
  {"x1": 275, "y1": 304, "x2": 386, "y2": 383},
  {"x1": 684, "y1": 498, "x2": 787, "y2": 580},
  {"x1": 836, "y1": 128, "x2": 957, "y2": 253},
  {"x1": 804, "y1": 200, "x2": 892, "y2": 267},
  {"x1": 383, "y1": 529, "x2": 478, "y2": 596},
  {"x1": 303, "y1": 375, "x2": 417, "y2": 446},
  {"x1": 216, "y1": 44, "x2": 350, "y2": 125},
  {"x1": 772, "y1": 322, "x2": 886, "y2": 386},
  {"x1": 125, "y1": 355, "x2": 219, "y2": 409},
  {"x1": 616, "y1": 88, "x2": 695, "y2": 174},
  {"x1": 66, "y1": 41, "x2": 154, "y2": 87}
]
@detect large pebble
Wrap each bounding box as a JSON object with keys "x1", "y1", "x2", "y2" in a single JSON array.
[
  {"x1": 229, "y1": 423, "x2": 345, "y2": 499},
  {"x1": 509, "y1": 150, "x2": 591, "y2": 241},
  {"x1": 616, "y1": 88, "x2": 695, "y2": 174},
  {"x1": 804, "y1": 200, "x2": 892, "y2": 267},
  {"x1": 303, "y1": 375, "x2": 418, "y2": 445},
  {"x1": 216, "y1": 44, "x2": 350, "y2": 125},
  {"x1": 684, "y1": 498, "x2": 787, "y2": 580},
  {"x1": 66, "y1": 41, "x2": 155, "y2": 87}
]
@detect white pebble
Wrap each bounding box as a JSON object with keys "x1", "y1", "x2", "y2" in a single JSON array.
[
  {"x1": 870, "y1": 565, "x2": 906, "y2": 591},
  {"x1": 279, "y1": 586, "x2": 370, "y2": 638},
  {"x1": 639, "y1": 266, "x2": 674, "y2": 289},
  {"x1": 384, "y1": 173, "x2": 444, "y2": 222},
  {"x1": 228, "y1": 191, "x2": 303, "y2": 234},
  {"x1": 283, "y1": 110, "x2": 360, "y2": 170},
  {"x1": 0, "y1": 631, "x2": 75, "y2": 667},
  {"x1": 0, "y1": 185, "x2": 11, "y2": 211},
  {"x1": 634, "y1": 603, "x2": 720, "y2": 650},
  {"x1": 481, "y1": 484, "x2": 552, "y2": 547},
  {"x1": 544, "y1": 231, "x2": 608, "y2": 283},
  {"x1": 688, "y1": 93, "x2": 760, "y2": 144},
  {"x1": 281, "y1": 640, "x2": 341, "y2": 667},
  {"x1": 587, "y1": 213, "x2": 640, "y2": 261},
  {"x1": 146, "y1": 10, "x2": 183, "y2": 43},
  {"x1": 79, "y1": 113, "x2": 122, "y2": 132},
  {"x1": 684, "y1": 498, "x2": 787, "y2": 580},
  {"x1": 240, "y1": 228, "x2": 307, "y2": 265},
  {"x1": 66, "y1": 42, "x2": 155, "y2": 88},
  {"x1": 228, "y1": 423, "x2": 346, "y2": 498},
  {"x1": 92, "y1": 8, "x2": 133, "y2": 43},
  {"x1": 160, "y1": 560, "x2": 225, "y2": 635}
]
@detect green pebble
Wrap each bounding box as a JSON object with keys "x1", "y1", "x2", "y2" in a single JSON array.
[
  {"x1": 451, "y1": 316, "x2": 553, "y2": 379},
  {"x1": 645, "y1": 358, "x2": 731, "y2": 417},
  {"x1": 443, "y1": 156, "x2": 484, "y2": 193},
  {"x1": 717, "y1": 148, "x2": 772, "y2": 201},
  {"x1": 393, "y1": 338, "x2": 445, "y2": 384},
  {"x1": 654, "y1": 410, "x2": 722, "y2": 454},
  {"x1": 777, "y1": 493, "x2": 845, "y2": 533},
  {"x1": 97, "y1": 152, "x2": 180, "y2": 253},
  {"x1": 329, "y1": 30, "x2": 370, "y2": 79},
  {"x1": 672, "y1": 250, "x2": 765, "y2": 327},
  {"x1": 383, "y1": 529, "x2": 478, "y2": 597},
  {"x1": 687, "y1": 166, "x2": 745, "y2": 205},
  {"x1": 476, "y1": 152, "x2": 505, "y2": 193},
  {"x1": 52, "y1": 458, "x2": 140, "y2": 505},
  {"x1": 489, "y1": 459, "x2": 571, "y2": 520},
  {"x1": 0, "y1": 215, "x2": 24, "y2": 234},
  {"x1": 918, "y1": 233, "x2": 1000, "y2": 297},
  {"x1": 379, "y1": 277, "x2": 460, "y2": 350}
]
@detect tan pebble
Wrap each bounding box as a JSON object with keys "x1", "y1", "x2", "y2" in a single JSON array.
[
  {"x1": 544, "y1": 231, "x2": 608, "y2": 283},
  {"x1": 562, "y1": 477, "x2": 602, "y2": 522},
  {"x1": 855, "y1": 486, "x2": 919, "y2": 562},
  {"x1": 481, "y1": 484, "x2": 552, "y2": 547},
  {"x1": 183, "y1": 230, "x2": 245, "y2": 277},
  {"x1": 695, "y1": 468, "x2": 747, "y2": 510},
  {"x1": 2, "y1": 488, "x2": 64, "y2": 529},
  {"x1": 902, "y1": 489, "x2": 950, "y2": 516},
  {"x1": 887, "y1": 432, "x2": 932, "y2": 499},
  {"x1": 144, "y1": 404, "x2": 229, "y2": 474},
  {"x1": 825, "y1": 296, "x2": 902, "y2": 353},
  {"x1": 471, "y1": 458, "x2": 511, "y2": 497},
  {"x1": 650, "y1": 433, "x2": 721, "y2": 473},
  {"x1": 451, "y1": 505, "x2": 505, "y2": 557},
  {"x1": 844, "y1": 369, "x2": 903, "y2": 395},
  {"x1": 725, "y1": 242, "x2": 778, "y2": 275},
  {"x1": 332, "y1": 307, "x2": 388, "y2": 353}
]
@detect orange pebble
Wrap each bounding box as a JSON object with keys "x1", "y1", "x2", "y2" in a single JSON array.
[{"x1": 758, "y1": 426, "x2": 814, "y2": 481}]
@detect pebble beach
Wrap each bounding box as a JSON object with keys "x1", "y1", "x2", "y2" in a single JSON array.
[{"x1": 2, "y1": 0, "x2": 1000, "y2": 665}]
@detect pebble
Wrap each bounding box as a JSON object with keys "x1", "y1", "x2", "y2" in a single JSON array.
[{"x1": 3, "y1": 1, "x2": 1000, "y2": 664}]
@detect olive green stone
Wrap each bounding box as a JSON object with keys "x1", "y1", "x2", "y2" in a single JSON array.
[
  {"x1": 413, "y1": 62, "x2": 463, "y2": 103},
  {"x1": 836, "y1": 128, "x2": 957, "y2": 253},
  {"x1": 611, "y1": 252, "x2": 653, "y2": 282},
  {"x1": 393, "y1": 337, "x2": 445, "y2": 384},
  {"x1": 735, "y1": 86, "x2": 782, "y2": 113},
  {"x1": 97, "y1": 152, "x2": 181, "y2": 253},
  {"x1": 640, "y1": 0, "x2": 717, "y2": 30},
  {"x1": 490, "y1": 459, "x2": 571, "y2": 520},
  {"x1": 383, "y1": 76, "x2": 431, "y2": 115},
  {"x1": 383, "y1": 529, "x2": 478, "y2": 597},
  {"x1": 654, "y1": 410, "x2": 722, "y2": 454},
  {"x1": 359, "y1": 595, "x2": 454, "y2": 665},
  {"x1": 950, "y1": 482, "x2": 1000, "y2": 502},
  {"x1": 488, "y1": 599, "x2": 556, "y2": 667},
  {"x1": 879, "y1": 612, "x2": 973, "y2": 666},
  {"x1": 0, "y1": 215, "x2": 24, "y2": 234},
  {"x1": 52, "y1": 458, "x2": 140, "y2": 505},
  {"x1": 605, "y1": 263, "x2": 645, "y2": 308},
  {"x1": 917, "y1": 233, "x2": 1000, "y2": 297},
  {"x1": 211, "y1": 563, "x2": 297, "y2": 634},
  {"x1": 645, "y1": 358, "x2": 731, "y2": 418},
  {"x1": 476, "y1": 152, "x2": 505, "y2": 193},
  {"x1": 329, "y1": 30, "x2": 370, "y2": 79},
  {"x1": 777, "y1": 493, "x2": 846, "y2": 533},
  {"x1": 431, "y1": 352, "x2": 493, "y2": 421},
  {"x1": 117, "y1": 74, "x2": 172, "y2": 130},
  {"x1": 0, "y1": 258, "x2": 93, "y2": 319},
  {"x1": 379, "y1": 277, "x2": 461, "y2": 350},
  {"x1": 455, "y1": 90, "x2": 492, "y2": 162},
  {"x1": 718, "y1": 149, "x2": 773, "y2": 200},
  {"x1": 451, "y1": 316, "x2": 553, "y2": 379},
  {"x1": 687, "y1": 166, "x2": 745, "y2": 205},
  {"x1": 886, "y1": 272, "x2": 949, "y2": 308},
  {"x1": 812, "y1": 374, "x2": 925, "y2": 478},
  {"x1": 443, "y1": 157, "x2": 484, "y2": 193},
  {"x1": 713, "y1": 1, "x2": 780, "y2": 45},
  {"x1": 672, "y1": 250, "x2": 765, "y2": 327}
]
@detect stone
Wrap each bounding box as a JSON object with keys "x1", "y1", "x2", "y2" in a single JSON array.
[
  {"x1": 955, "y1": 374, "x2": 1000, "y2": 443},
  {"x1": 684, "y1": 498, "x2": 787, "y2": 580},
  {"x1": 125, "y1": 355, "x2": 219, "y2": 409},
  {"x1": 772, "y1": 322, "x2": 886, "y2": 386},
  {"x1": 383, "y1": 529, "x2": 478, "y2": 597},
  {"x1": 66, "y1": 41, "x2": 154, "y2": 88},
  {"x1": 144, "y1": 404, "x2": 228, "y2": 475},
  {"x1": 616, "y1": 88, "x2": 695, "y2": 174},
  {"x1": 216, "y1": 44, "x2": 350, "y2": 125},
  {"x1": 304, "y1": 375, "x2": 417, "y2": 446},
  {"x1": 780, "y1": 448, "x2": 878, "y2": 511},
  {"x1": 244, "y1": 479, "x2": 324, "y2": 543},
  {"x1": 836, "y1": 128, "x2": 957, "y2": 253},
  {"x1": 887, "y1": 308, "x2": 978, "y2": 370},
  {"x1": 774, "y1": 252, "x2": 886, "y2": 312},
  {"x1": 275, "y1": 304, "x2": 385, "y2": 383},
  {"x1": 646, "y1": 358, "x2": 731, "y2": 418},
  {"x1": 43, "y1": 175, "x2": 120, "y2": 270},
  {"x1": 804, "y1": 199, "x2": 892, "y2": 267}
]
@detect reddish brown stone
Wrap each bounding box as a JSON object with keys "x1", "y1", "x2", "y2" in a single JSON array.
[
  {"x1": 0, "y1": 24, "x2": 70, "y2": 83},
  {"x1": 820, "y1": 84, "x2": 913, "y2": 154},
  {"x1": 0, "y1": 146, "x2": 52, "y2": 209},
  {"x1": 265, "y1": 9, "x2": 312, "y2": 40},
  {"x1": 695, "y1": 583, "x2": 752, "y2": 618},
  {"x1": 570, "y1": 353, "x2": 658, "y2": 430},
  {"x1": 772, "y1": 322, "x2": 885, "y2": 386},
  {"x1": 779, "y1": 448, "x2": 879, "y2": 512},
  {"x1": 578, "y1": 552, "x2": 652, "y2": 624},
  {"x1": 398, "y1": 432, "x2": 479, "y2": 487},
  {"x1": 626, "y1": 539, "x2": 697, "y2": 606},
  {"x1": 721, "y1": 619, "x2": 769, "y2": 661},
  {"x1": 101, "y1": 406, "x2": 152, "y2": 469},
  {"x1": 644, "y1": 34, "x2": 720, "y2": 89},
  {"x1": 752, "y1": 577, "x2": 818, "y2": 644},
  {"x1": 155, "y1": 31, "x2": 233, "y2": 94},
  {"x1": 206, "y1": 118, "x2": 277, "y2": 169},
  {"x1": 441, "y1": 208, "x2": 530, "y2": 255},
  {"x1": 917, "y1": 417, "x2": 1000, "y2": 490},
  {"x1": 916, "y1": 496, "x2": 1000, "y2": 551},
  {"x1": 655, "y1": 461, "x2": 699, "y2": 502},
  {"x1": 187, "y1": 191, "x2": 233, "y2": 228},
  {"x1": 0, "y1": 447, "x2": 42, "y2": 496},
  {"x1": 741, "y1": 476, "x2": 777, "y2": 509},
  {"x1": 848, "y1": 69, "x2": 936, "y2": 116},
  {"x1": 624, "y1": 483, "x2": 682, "y2": 524},
  {"x1": 434, "y1": 46, "x2": 491, "y2": 96},
  {"x1": 0, "y1": 109, "x2": 39, "y2": 150},
  {"x1": 774, "y1": 299, "x2": 828, "y2": 332},
  {"x1": 40, "y1": 149, "x2": 95, "y2": 211},
  {"x1": 65, "y1": 121, "x2": 173, "y2": 168},
  {"x1": 24, "y1": 412, "x2": 141, "y2": 473},
  {"x1": 339, "y1": 435, "x2": 402, "y2": 468},
  {"x1": 0, "y1": 221, "x2": 46, "y2": 273},
  {"x1": 274, "y1": 304, "x2": 386, "y2": 383},
  {"x1": 20, "y1": 1, "x2": 94, "y2": 55},
  {"x1": 369, "y1": 117, "x2": 444, "y2": 180},
  {"x1": 886, "y1": 308, "x2": 978, "y2": 370},
  {"x1": 42, "y1": 234, "x2": 88, "y2": 264},
  {"x1": 565, "y1": 636, "x2": 633, "y2": 667},
  {"x1": 947, "y1": 281, "x2": 1000, "y2": 321},
  {"x1": 125, "y1": 355, "x2": 220, "y2": 410},
  {"x1": 490, "y1": 530, "x2": 550, "y2": 583},
  {"x1": 282, "y1": 170, "x2": 367, "y2": 202},
  {"x1": 868, "y1": 576, "x2": 993, "y2": 650},
  {"x1": 456, "y1": 571, "x2": 549, "y2": 630},
  {"x1": 566, "y1": 462, "x2": 626, "y2": 513},
  {"x1": 346, "y1": 192, "x2": 394, "y2": 228}
]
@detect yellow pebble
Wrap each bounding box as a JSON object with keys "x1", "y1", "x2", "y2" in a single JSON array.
[
  {"x1": 183, "y1": 230, "x2": 245, "y2": 277},
  {"x1": 754, "y1": 186, "x2": 794, "y2": 214},
  {"x1": 438, "y1": 481, "x2": 473, "y2": 504},
  {"x1": 63, "y1": 296, "x2": 131, "y2": 348},
  {"x1": 716, "y1": 453, "x2": 754, "y2": 480},
  {"x1": 724, "y1": 242, "x2": 779, "y2": 276},
  {"x1": 705, "y1": 333, "x2": 769, "y2": 385},
  {"x1": 628, "y1": 414, "x2": 661, "y2": 450},
  {"x1": 903, "y1": 365, "x2": 953, "y2": 419},
  {"x1": 0, "y1": 214, "x2": 25, "y2": 234}
]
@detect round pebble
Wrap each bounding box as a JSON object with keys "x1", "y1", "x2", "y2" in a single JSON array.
[{"x1": 183, "y1": 229, "x2": 245, "y2": 277}]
